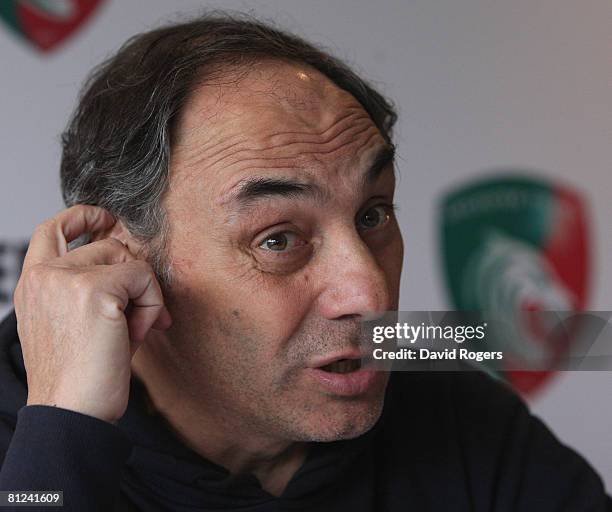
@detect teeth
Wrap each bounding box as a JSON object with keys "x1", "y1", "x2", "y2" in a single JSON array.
[{"x1": 321, "y1": 358, "x2": 361, "y2": 373}]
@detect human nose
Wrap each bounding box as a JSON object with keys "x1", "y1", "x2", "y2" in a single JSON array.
[{"x1": 316, "y1": 230, "x2": 392, "y2": 320}]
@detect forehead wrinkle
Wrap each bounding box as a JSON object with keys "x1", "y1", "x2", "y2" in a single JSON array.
[
  {"x1": 262, "y1": 110, "x2": 374, "y2": 157},
  {"x1": 170, "y1": 62, "x2": 388, "y2": 209},
  {"x1": 201, "y1": 116, "x2": 379, "y2": 192},
  {"x1": 265, "y1": 107, "x2": 361, "y2": 142},
  {"x1": 181, "y1": 105, "x2": 373, "y2": 180},
  {"x1": 180, "y1": 134, "x2": 248, "y2": 175},
  {"x1": 210, "y1": 121, "x2": 375, "y2": 176},
  {"x1": 211, "y1": 124, "x2": 380, "y2": 210},
  {"x1": 173, "y1": 113, "x2": 382, "y2": 202},
  {"x1": 216, "y1": 132, "x2": 388, "y2": 215},
  {"x1": 259, "y1": 106, "x2": 366, "y2": 148}
]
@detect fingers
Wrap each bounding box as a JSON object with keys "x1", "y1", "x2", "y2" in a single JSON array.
[
  {"x1": 22, "y1": 205, "x2": 173, "y2": 356},
  {"x1": 24, "y1": 205, "x2": 115, "y2": 270},
  {"x1": 151, "y1": 305, "x2": 173, "y2": 331},
  {"x1": 108, "y1": 260, "x2": 169, "y2": 345},
  {"x1": 59, "y1": 237, "x2": 136, "y2": 267},
  {"x1": 128, "y1": 304, "x2": 173, "y2": 357}
]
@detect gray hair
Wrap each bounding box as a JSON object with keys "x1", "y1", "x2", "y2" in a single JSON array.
[{"x1": 60, "y1": 11, "x2": 398, "y2": 292}]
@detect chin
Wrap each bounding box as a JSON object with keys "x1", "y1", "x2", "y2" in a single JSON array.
[
  {"x1": 295, "y1": 383, "x2": 388, "y2": 442},
  {"x1": 306, "y1": 400, "x2": 385, "y2": 442}
]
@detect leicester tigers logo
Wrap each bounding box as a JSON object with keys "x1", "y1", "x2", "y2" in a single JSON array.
[
  {"x1": 0, "y1": 240, "x2": 28, "y2": 318},
  {"x1": 439, "y1": 173, "x2": 590, "y2": 395},
  {"x1": 0, "y1": 0, "x2": 106, "y2": 52}
]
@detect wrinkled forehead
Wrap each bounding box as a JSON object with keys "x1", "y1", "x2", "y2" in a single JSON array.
[
  {"x1": 172, "y1": 59, "x2": 373, "y2": 149},
  {"x1": 167, "y1": 59, "x2": 390, "y2": 213}
]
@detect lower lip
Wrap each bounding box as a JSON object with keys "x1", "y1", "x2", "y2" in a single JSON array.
[{"x1": 305, "y1": 366, "x2": 380, "y2": 396}]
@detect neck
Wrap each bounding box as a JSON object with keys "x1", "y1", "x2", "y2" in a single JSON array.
[{"x1": 131, "y1": 340, "x2": 308, "y2": 497}]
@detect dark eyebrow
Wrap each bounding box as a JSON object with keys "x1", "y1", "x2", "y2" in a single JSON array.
[
  {"x1": 231, "y1": 177, "x2": 326, "y2": 211},
  {"x1": 362, "y1": 143, "x2": 396, "y2": 186},
  {"x1": 226, "y1": 143, "x2": 396, "y2": 212}
]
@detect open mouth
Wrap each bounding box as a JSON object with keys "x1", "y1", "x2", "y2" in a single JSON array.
[{"x1": 319, "y1": 358, "x2": 362, "y2": 374}]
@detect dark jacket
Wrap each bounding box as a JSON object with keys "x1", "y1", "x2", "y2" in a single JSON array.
[{"x1": 0, "y1": 309, "x2": 610, "y2": 511}]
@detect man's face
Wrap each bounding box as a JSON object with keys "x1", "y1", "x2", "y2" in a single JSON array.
[{"x1": 155, "y1": 60, "x2": 403, "y2": 442}]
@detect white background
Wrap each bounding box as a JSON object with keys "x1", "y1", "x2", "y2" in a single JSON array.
[{"x1": 0, "y1": 0, "x2": 610, "y2": 491}]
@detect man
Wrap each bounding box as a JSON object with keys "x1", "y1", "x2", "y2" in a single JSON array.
[{"x1": 0, "y1": 12, "x2": 610, "y2": 512}]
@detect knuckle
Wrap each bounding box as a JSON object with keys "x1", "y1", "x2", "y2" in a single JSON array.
[
  {"x1": 131, "y1": 259, "x2": 153, "y2": 273},
  {"x1": 70, "y1": 204, "x2": 110, "y2": 221},
  {"x1": 69, "y1": 204, "x2": 90, "y2": 215},
  {"x1": 147, "y1": 268, "x2": 160, "y2": 288},
  {"x1": 101, "y1": 237, "x2": 134, "y2": 261},
  {"x1": 103, "y1": 237, "x2": 127, "y2": 250},
  {"x1": 12, "y1": 280, "x2": 23, "y2": 304},
  {"x1": 69, "y1": 271, "x2": 96, "y2": 300},
  {"x1": 33, "y1": 219, "x2": 55, "y2": 236},
  {"x1": 22, "y1": 263, "x2": 47, "y2": 286},
  {"x1": 130, "y1": 260, "x2": 160, "y2": 288},
  {"x1": 70, "y1": 271, "x2": 122, "y2": 313},
  {"x1": 14, "y1": 264, "x2": 56, "y2": 304}
]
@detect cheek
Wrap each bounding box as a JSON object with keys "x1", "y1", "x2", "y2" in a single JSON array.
[
  {"x1": 173, "y1": 253, "x2": 316, "y2": 347},
  {"x1": 231, "y1": 272, "x2": 316, "y2": 345},
  {"x1": 387, "y1": 231, "x2": 404, "y2": 276},
  {"x1": 377, "y1": 230, "x2": 404, "y2": 297}
]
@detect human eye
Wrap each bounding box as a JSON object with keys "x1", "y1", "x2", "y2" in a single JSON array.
[
  {"x1": 357, "y1": 202, "x2": 398, "y2": 231},
  {"x1": 257, "y1": 230, "x2": 308, "y2": 252}
]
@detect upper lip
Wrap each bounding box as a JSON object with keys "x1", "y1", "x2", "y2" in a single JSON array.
[{"x1": 308, "y1": 350, "x2": 367, "y2": 369}]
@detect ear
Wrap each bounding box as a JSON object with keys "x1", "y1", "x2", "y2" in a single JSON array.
[{"x1": 90, "y1": 218, "x2": 145, "y2": 259}]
